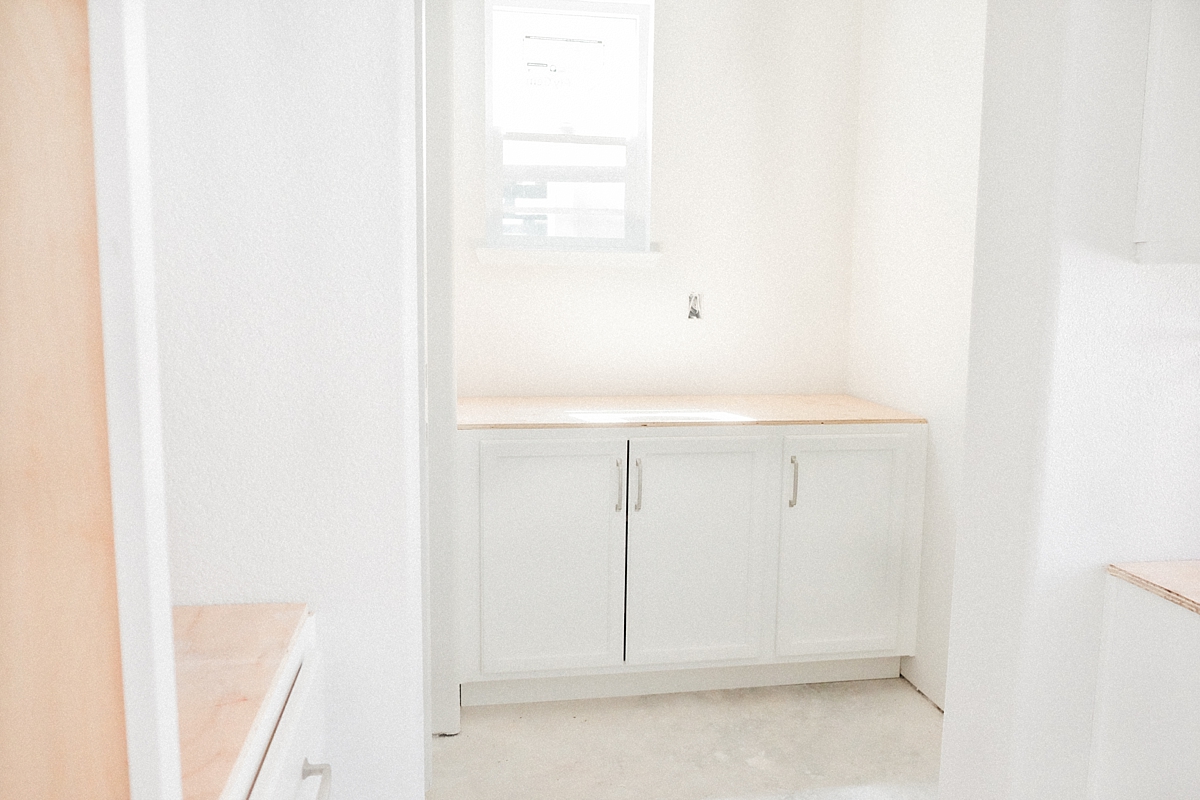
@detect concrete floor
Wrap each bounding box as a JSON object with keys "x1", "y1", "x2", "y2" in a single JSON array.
[{"x1": 429, "y1": 678, "x2": 943, "y2": 800}]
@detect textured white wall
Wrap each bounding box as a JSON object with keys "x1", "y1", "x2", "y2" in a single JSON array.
[
  {"x1": 941, "y1": 0, "x2": 1200, "y2": 796},
  {"x1": 452, "y1": 0, "x2": 862, "y2": 397},
  {"x1": 147, "y1": 3, "x2": 427, "y2": 798},
  {"x1": 847, "y1": 0, "x2": 987, "y2": 709}
]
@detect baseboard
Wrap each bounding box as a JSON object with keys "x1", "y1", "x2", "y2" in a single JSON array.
[{"x1": 460, "y1": 657, "x2": 902, "y2": 707}]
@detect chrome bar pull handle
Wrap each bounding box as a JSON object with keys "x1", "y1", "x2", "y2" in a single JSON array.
[
  {"x1": 789, "y1": 455, "x2": 799, "y2": 508},
  {"x1": 302, "y1": 759, "x2": 332, "y2": 800},
  {"x1": 616, "y1": 459, "x2": 624, "y2": 511},
  {"x1": 634, "y1": 458, "x2": 643, "y2": 512}
]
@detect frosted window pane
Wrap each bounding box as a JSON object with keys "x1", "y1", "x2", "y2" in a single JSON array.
[
  {"x1": 492, "y1": 8, "x2": 640, "y2": 137},
  {"x1": 502, "y1": 211, "x2": 625, "y2": 240},
  {"x1": 502, "y1": 183, "x2": 626, "y2": 239},
  {"x1": 548, "y1": 182, "x2": 625, "y2": 210},
  {"x1": 503, "y1": 140, "x2": 627, "y2": 167},
  {"x1": 509, "y1": 182, "x2": 625, "y2": 211},
  {"x1": 547, "y1": 211, "x2": 625, "y2": 239}
]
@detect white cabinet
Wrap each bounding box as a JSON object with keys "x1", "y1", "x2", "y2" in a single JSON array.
[
  {"x1": 479, "y1": 438, "x2": 628, "y2": 673},
  {"x1": 176, "y1": 605, "x2": 326, "y2": 800},
  {"x1": 249, "y1": 652, "x2": 328, "y2": 800},
  {"x1": 625, "y1": 437, "x2": 777, "y2": 665},
  {"x1": 776, "y1": 434, "x2": 912, "y2": 657},
  {"x1": 454, "y1": 410, "x2": 927, "y2": 701},
  {"x1": 1090, "y1": 569, "x2": 1200, "y2": 799}
]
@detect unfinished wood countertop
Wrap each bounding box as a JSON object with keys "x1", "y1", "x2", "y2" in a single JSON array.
[
  {"x1": 174, "y1": 603, "x2": 310, "y2": 800},
  {"x1": 458, "y1": 394, "x2": 926, "y2": 430},
  {"x1": 1109, "y1": 561, "x2": 1200, "y2": 617}
]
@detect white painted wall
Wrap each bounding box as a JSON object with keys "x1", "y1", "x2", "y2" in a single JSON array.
[
  {"x1": 846, "y1": 0, "x2": 987, "y2": 709},
  {"x1": 453, "y1": 0, "x2": 862, "y2": 397},
  {"x1": 146, "y1": 3, "x2": 428, "y2": 798},
  {"x1": 941, "y1": 0, "x2": 1200, "y2": 796}
]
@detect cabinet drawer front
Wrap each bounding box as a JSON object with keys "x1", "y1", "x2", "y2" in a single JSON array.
[
  {"x1": 248, "y1": 655, "x2": 325, "y2": 800},
  {"x1": 776, "y1": 434, "x2": 909, "y2": 657},
  {"x1": 480, "y1": 439, "x2": 629, "y2": 673},
  {"x1": 625, "y1": 436, "x2": 779, "y2": 665}
]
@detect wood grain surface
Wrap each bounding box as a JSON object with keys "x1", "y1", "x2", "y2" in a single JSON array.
[
  {"x1": 458, "y1": 394, "x2": 926, "y2": 429},
  {"x1": 0, "y1": 3, "x2": 131, "y2": 798},
  {"x1": 174, "y1": 604, "x2": 308, "y2": 800},
  {"x1": 1109, "y1": 561, "x2": 1200, "y2": 617}
]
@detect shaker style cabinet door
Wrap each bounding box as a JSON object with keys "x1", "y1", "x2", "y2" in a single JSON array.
[
  {"x1": 248, "y1": 654, "x2": 326, "y2": 800},
  {"x1": 479, "y1": 439, "x2": 629, "y2": 673},
  {"x1": 624, "y1": 436, "x2": 778, "y2": 666},
  {"x1": 776, "y1": 434, "x2": 909, "y2": 657}
]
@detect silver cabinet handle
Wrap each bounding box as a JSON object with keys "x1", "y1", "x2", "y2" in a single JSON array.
[
  {"x1": 616, "y1": 459, "x2": 624, "y2": 511},
  {"x1": 634, "y1": 458, "x2": 643, "y2": 511},
  {"x1": 302, "y1": 759, "x2": 331, "y2": 800},
  {"x1": 789, "y1": 455, "x2": 799, "y2": 508}
]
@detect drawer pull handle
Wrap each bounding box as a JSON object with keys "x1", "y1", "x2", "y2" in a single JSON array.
[
  {"x1": 789, "y1": 455, "x2": 799, "y2": 508},
  {"x1": 616, "y1": 459, "x2": 624, "y2": 511},
  {"x1": 635, "y1": 458, "x2": 643, "y2": 512},
  {"x1": 302, "y1": 759, "x2": 332, "y2": 800}
]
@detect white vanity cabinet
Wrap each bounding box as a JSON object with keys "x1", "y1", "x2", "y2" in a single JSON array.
[
  {"x1": 624, "y1": 436, "x2": 778, "y2": 665},
  {"x1": 248, "y1": 652, "x2": 327, "y2": 800},
  {"x1": 479, "y1": 438, "x2": 628, "y2": 673},
  {"x1": 175, "y1": 604, "x2": 328, "y2": 800},
  {"x1": 1090, "y1": 563, "x2": 1200, "y2": 799},
  {"x1": 453, "y1": 396, "x2": 927, "y2": 704},
  {"x1": 776, "y1": 433, "x2": 917, "y2": 658}
]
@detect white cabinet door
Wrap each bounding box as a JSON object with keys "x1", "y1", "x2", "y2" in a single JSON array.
[
  {"x1": 1091, "y1": 576, "x2": 1200, "y2": 800},
  {"x1": 479, "y1": 439, "x2": 628, "y2": 673},
  {"x1": 624, "y1": 436, "x2": 778, "y2": 665},
  {"x1": 776, "y1": 434, "x2": 909, "y2": 657},
  {"x1": 248, "y1": 654, "x2": 326, "y2": 800}
]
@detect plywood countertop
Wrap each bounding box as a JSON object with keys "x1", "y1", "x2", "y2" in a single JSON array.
[
  {"x1": 1109, "y1": 561, "x2": 1200, "y2": 617},
  {"x1": 174, "y1": 603, "x2": 310, "y2": 800},
  {"x1": 458, "y1": 394, "x2": 926, "y2": 430}
]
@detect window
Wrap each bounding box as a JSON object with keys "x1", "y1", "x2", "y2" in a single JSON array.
[{"x1": 485, "y1": 0, "x2": 654, "y2": 252}]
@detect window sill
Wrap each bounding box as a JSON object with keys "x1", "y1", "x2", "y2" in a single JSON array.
[{"x1": 474, "y1": 246, "x2": 662, "y2": 269}]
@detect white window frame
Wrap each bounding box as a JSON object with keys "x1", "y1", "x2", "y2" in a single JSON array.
[{"x1": 484, "y1": 0, "x2": 655, "y2": 253}]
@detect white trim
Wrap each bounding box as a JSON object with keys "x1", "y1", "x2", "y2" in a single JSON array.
[
  {"x1": 424, "y1": 0, "x2": 463, "y2": 737},
  {"x1": 88, "y1": 1, "x2": 183, "y2": 798},
  {"x1": 461, "y1": 658, "x2": 902, "y2": 706},
  {"x1": 399, "y1": 0, "x2": 431, "y2": 791}
]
